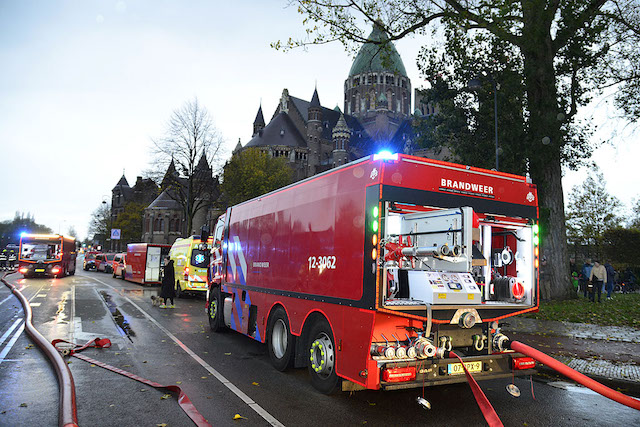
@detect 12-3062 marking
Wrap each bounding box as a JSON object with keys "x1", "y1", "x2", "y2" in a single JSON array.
[{"x1": 308, "y1": 256, "x2": 336, "y2": 270}]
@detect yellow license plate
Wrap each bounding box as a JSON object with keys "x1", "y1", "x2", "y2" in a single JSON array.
[
  {"x1": 447, "y1": 361, "x2": 482, "y2": 375},
  {"x1": 35, "y1": 269, "x2": 45, "y2": 273}
]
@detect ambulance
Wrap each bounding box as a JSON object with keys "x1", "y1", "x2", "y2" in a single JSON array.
[{"x1": 169, "y1": 236, "x2": 211, "y2": 296}]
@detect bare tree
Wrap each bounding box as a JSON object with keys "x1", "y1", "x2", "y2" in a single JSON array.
[
  {"x1": 88, "y1": 203, "x2": 111, "y2": 246},
  {"x1": 152, "y1": 97, "x2": 225, "y2": 235}
]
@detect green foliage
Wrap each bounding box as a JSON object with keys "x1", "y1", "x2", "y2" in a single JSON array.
[
  {"x1": 566, "y1": 168, "x2": 622, "y2": 258},
  {"x1": 113, "y1": 202, "x2": 146, "y2": 244},
  {"x1": 415, "y1": 27, "x2": 530, "y2": 174},
  {"x1": 221, "y1": 149, "x2": 294, "y2": 207},
  {"x1": 603, "y1": 227, "x2": 640, "y2": 269},
  {"x1": 526, "y1": 293, "x2": 640, "y2": 329}
]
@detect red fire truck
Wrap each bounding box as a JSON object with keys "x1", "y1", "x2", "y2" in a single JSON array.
[
  {"x1": 206, "y1": 153, "x2": 540, "y2": 393},
  {"x1": 125, "y1": 243, "x2": 171, "y2": 285},
  {"x1": 18, "y1": 234, "x2": 77, "y2": 278}
]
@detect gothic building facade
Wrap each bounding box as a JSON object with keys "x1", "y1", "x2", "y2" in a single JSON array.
[
  {"x1": 110, "y1": 155, "x2": 219, "y2": 247},
  {"x1": 235, "y1": 23, "x2": 441, "y2": 180}
]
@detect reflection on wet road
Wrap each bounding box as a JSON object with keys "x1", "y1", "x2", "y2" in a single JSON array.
[{"x1": 99, "y1": 291, "x2": 136, "y2": 341}]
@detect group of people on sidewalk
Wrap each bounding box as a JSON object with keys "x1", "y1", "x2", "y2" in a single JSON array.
[{"x1": 578, "y1": 259, "x2": 616, "y2": 302}]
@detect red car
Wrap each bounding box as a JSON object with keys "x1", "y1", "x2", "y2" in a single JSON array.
[
  {"x1": 112, "y1": 253, "x2": 126, "y2": 279},
  {"x1": 97, "y1": 253, "x2": 116, "y2": 272},
  {"x1": 83, "y1": 251, "x2": 102, "y2": 271}
]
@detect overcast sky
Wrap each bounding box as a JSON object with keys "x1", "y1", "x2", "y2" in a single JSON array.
[{"x1": 1, "y1": 1, "x2": 637, "y2": 240}]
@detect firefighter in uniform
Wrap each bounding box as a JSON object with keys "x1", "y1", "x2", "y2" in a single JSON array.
[
  {"x1": 8, "y1": 250, "x2": 17, "y2": 270},
  {"x1": 0, "y1": 250, "x2": 7, "y2": 270}
]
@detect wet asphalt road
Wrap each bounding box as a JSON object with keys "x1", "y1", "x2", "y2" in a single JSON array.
[{"x1": 1, "y1": 268, "x2": 639, "y2": 426}]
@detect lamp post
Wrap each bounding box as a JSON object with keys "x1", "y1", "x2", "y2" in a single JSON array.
[
  {"x1": 468, "y1": 74, "x2": 499, "y2": 171},
  {"x1": 101, "y1": 196, "x2": 112, "y2": 252}
]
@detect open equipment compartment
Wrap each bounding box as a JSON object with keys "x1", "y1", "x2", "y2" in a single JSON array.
[{"x1": 381, "y1": 203, "x2": 536, "y2": 310}]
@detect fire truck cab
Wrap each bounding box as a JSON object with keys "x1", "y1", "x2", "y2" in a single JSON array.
[{"x1": 207, "y1": 153, "x2": 539, "y2": 393}]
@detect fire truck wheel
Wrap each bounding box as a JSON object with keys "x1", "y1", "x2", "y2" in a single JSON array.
[
  {"x1": 267, "y1": 307, "x2": 295, "y2": 371},
  {"x1": 120, "y1": 270, "x2": 125, "y2": 280},
  {"x1": 208, "y1": 287, "x2": 226, "y2": 332},
  {"x1": 307, "y1": 319, "x2": 339, "y2": 394}
]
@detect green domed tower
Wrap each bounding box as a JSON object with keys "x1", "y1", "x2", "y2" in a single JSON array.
[{"x1": 344, "y1": 22, "x2": 411, "y2": 142}]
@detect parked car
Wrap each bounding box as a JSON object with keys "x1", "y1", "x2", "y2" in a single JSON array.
[
  {"x1": 83, "y1": 251, "x2": 101, "y2": 271},
  {"x1": 98, "y1": 253, "x2": 116, "y2": 273},
  {"x1": 112, "y1": 253, "x2": 126, "y2": 279}
]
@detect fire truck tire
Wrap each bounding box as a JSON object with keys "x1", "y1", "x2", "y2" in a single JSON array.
[
  {"x1": 307, "y1": 319, "x2": 339, "y2": 394},
  {"x1": 208, "y1": 287, "x2": 226, "y2": 332},
  {"x1": 266, "y1": 307, "x2": 295, "y2": 371},
  {"x1": 120, "y1": 271, "x2": 125, "y2": 280}
]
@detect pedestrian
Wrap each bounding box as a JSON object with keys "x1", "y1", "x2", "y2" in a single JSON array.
[
  {"x1": 604, "y1": 261, "x2": 615, "y2": 300},
  {"x1": 159, "y1": 256, "x2": 176, "y2": 309},
  {"x1": 589, "y1": 260, "x2": 607, "y2": 303},
  {"x1": 0, "y1": 250, "x2": 7, "y2": 271},
  {"x1": 8, "y1": 250, "x2": 16, "y2": 269},
  {"x1": 580, "y1": 258, "x2": 593, "y2": 298}
]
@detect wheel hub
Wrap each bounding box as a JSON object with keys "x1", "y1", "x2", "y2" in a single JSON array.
[
  {"x1": 272, "y1": 319, "x2": 288, "y2": 359},
  {"x1": 309, "y1": 333, "x2": 334, "y2": 378},
  {"x1": 209, "y1": 299, "x2": 217, "y2": 320}
]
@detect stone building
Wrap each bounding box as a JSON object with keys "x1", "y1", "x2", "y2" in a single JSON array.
[
  {"x1": 140, "y1": 156, "x2": 219, "y2": 245},
  {"x1": 235, "y1": 22, "x2": 441, "y2": 180}
]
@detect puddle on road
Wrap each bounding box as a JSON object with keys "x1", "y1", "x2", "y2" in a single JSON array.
[
  {"x1": 99, "y1": 291, "x2": 136, "y2": 342},
  {"x1": 52, "y1": 291, "x2": 70, "y2": 324},
  {"x1": 547, "y1": 381, "x2": 597, "y2": 395}
]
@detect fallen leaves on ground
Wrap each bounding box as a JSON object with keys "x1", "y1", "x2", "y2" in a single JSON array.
[
  {"x1": 252, "y1": 382, "x2": 259, "y2": 386},
  {"x1": 161, "y1": 394, "x2": 171, "y2": 400},
  {"x1": 19, "y1": 403, "x2": 27, "y2": 408},
  {"x1": 233, "y1": 414, "x2": 247, "y2": 420},
  {"x1": 225, "y1": 352, "x2": 232, "y2": 356}
]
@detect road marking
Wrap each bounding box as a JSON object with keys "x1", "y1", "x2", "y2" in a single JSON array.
[
  {"x1": 0, "y1": 323, "x2": 25, "y2": 364},
  {"x1": 0, "y1": 318, "x2": 23, "y2": 347},
  {"x1": 0, "y1": 294, "x2": 14, "y2": 308},
  {"x1": 36, "y1": 294, "x2": 47, "y2": 297},
  {"x1": 88, "y1": 276, "x2": 285, "y2": 427},
  {"x1": 29, "y1": 302, "x2": 41, "y2": 307}
]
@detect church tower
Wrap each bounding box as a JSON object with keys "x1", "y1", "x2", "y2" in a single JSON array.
[
  {"x1": 253, "y1": 105, "x2": 265, "y2": 136},
  {"x1": 344, "y1": 22, "x2": 411, "y2": 144},
  {"x1": 306, "y1": 88, "x2": 323, "y2": 176},
  {"x1": 332, "y1": 111, "x2": 350, "y2": 167}
]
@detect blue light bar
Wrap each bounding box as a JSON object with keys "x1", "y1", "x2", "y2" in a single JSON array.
[{"x1": 373, "y1": 151, "x2": 398, "y2": 161}]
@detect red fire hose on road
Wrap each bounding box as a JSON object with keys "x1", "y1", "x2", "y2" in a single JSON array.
[
  {"x1": 508, "y1": 340, "x2": 640, "y2": 411},
  {"x1": 1, "y1": 272, "x2": 78, "y2": 427}
]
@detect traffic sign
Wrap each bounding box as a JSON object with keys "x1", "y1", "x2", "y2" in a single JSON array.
[{"x1": 111, "y1": 229, "x2": 121, "y2": 240}]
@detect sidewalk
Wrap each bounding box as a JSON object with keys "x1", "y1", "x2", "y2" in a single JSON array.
[{"x1": 501, "y1": 317, "x2": 640, "y2": 393}]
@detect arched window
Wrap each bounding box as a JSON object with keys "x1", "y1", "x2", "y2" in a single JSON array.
[
  {"x1": 355, "y1": 92, "x2": 361, "y2": 113},
  {"x1": 144, "y1": 217, "x2": 150, "y2": 233}
]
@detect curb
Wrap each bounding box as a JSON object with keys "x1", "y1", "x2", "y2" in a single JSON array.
[{"x1": 535, "y1": 363, "x2": 640, "y2": 398}]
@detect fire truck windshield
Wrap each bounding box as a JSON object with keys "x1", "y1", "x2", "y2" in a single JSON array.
[{"x1": 21, "y1": 241, "x2": 60, "y2": 261}]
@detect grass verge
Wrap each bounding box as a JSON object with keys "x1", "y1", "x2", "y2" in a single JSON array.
[{"x1": 524, "y1": 293, "x2": 640, "y2": 328}]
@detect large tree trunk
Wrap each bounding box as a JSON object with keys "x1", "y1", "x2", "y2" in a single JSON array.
[{"x1": 522, "y1": 3, "x2": 574, "y2": 300}]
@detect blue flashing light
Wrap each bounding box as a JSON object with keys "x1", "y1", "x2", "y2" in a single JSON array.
[
  {"x1": 373, "y1": 151, "x2": 398, "y2": 161},
  {"x1": 20, "y1": 231, "x2": 27, "y2": 238}
]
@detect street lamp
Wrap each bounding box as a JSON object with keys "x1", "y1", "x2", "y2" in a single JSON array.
[
  {"x1": 468, "y1": 74, "x2": 499, "y2": 171},
  {"x1": 102, "y1": 196, "x2": 112, "y2": 252}
]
